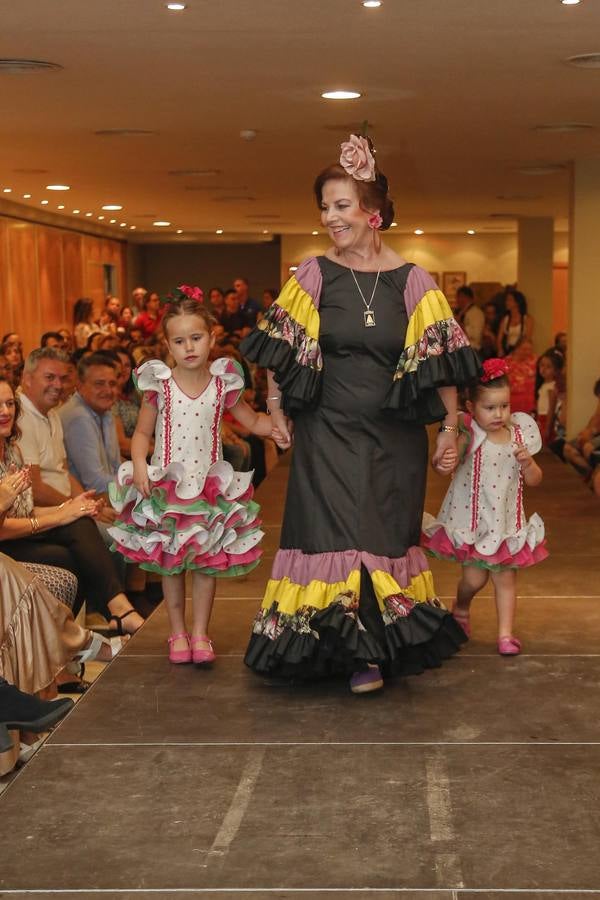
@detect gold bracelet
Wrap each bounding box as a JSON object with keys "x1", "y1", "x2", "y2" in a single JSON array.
[
  {"x1": 29, "y1": 516, "x2": 40, "y2": 534},
  {"x1": 438, "y1": 424, "x2": 459, "y2": 434}
]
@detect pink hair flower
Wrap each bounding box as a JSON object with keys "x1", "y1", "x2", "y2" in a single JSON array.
[
  {"x1": 481, "y1": 357, "x2": 509, "y2": 383},
  {"x1": 339, "y1": 134, "x2": 376, "y2": 182},
  {"x1": 177, "y1": 284, "x2": 204, "y2": 302},
  {"x1": 368, "y1": 213, "x2": 383, "y2": 230}
]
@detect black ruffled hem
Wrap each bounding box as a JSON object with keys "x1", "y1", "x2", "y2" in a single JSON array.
[
  {"x1": 384, "y1": 346, "x2": 482, "y2": 424},
  {"x1": 239, "y1": 330, "x2": 321, "y2": 415},
  {"x1": 244, "y1": 602, "x2": 467, "y2": 681}
]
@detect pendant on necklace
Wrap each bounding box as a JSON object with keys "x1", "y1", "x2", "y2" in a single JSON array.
[{"x1": 364, "y1": 310, "x2": 376, "y2": 327}]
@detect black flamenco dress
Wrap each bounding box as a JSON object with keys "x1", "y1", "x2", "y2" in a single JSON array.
[{"x1": 240, "y1": 255, "x2": 481, "y2": 678}]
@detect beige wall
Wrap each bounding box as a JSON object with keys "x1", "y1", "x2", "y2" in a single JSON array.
[{"x1": 0, "y1": 216, "x2": 127, "y2": 353}]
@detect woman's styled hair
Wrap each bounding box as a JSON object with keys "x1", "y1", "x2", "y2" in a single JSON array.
[
  {"x1": 0, "y1": 376, "x2": 21, "y2": 443},
  {"x1": 313, "y1": 164, "x2": 395, "y2": 230},
  {"x1": 161, "y1": 298, "x2": 216, "y2": 339},
  {"x1": 505, "y1": 289, "x2": 528, "y2": 318},
  {"x1": 73, "y1": 297, "x2": 94, "y2": 326}
]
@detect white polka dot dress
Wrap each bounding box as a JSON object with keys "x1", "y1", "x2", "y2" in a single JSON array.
[{"x1": 108, "y1": 358, "x2": 264, "y2": 576}]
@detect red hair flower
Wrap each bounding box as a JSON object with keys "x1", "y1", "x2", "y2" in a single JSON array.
[
  {"x1": 368, "y1": 213, "x2": 383, "y2": 230},
  {"x1": 177, "y1": 284, "x2": 204, "y2": 302},
  {"x1": 481, "y1": 357, "x2": 509, "y2": 383}
]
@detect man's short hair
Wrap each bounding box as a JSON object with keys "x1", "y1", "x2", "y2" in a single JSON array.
[
  {"x1": 77, "y1": 351, "x2": 118, "y2": 381},
  {"x1": 40, "y1": 331, "x2": 64, "y2": 347},
  {"x1": 24, "y1": 346, "x2": 69, "y2": 375},
  {"x1": 456, "y1": 285, "x2": 474, "y2": 300}
]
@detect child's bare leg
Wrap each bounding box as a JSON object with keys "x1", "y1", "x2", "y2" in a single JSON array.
[
  {"x1": 455, "y1": 564, "x2": 489, "y2": 611},
  {"x1": 490, "y1": 569, "x2": 517, "y2": 638},
  {"x1": 191, "y1": 572, "x2": 216, "y2": 649},
  {"x1": 162, "y1": 573, "x2": 188, "y2": 651}
]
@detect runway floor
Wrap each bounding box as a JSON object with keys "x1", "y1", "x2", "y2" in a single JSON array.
[{"x1": 1, "y1": 450, "x2": 600, "y2": 899}]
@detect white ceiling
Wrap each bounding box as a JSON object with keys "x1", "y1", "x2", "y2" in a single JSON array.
[{"x1": 1, "y1": 0, "x2": 599, "y2": 241}]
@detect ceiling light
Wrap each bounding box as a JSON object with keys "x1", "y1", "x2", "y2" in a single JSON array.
[
  {"x1": 561, "y1": 0, "x2": 581, "y2": 5},
  {"x1": 262, "y1": 230, "x2": 269, "y2": 234},
  {"x1": 215, "y1": 228, "x2": 224, "y2": 234},
  {"x1": 40, "y1": 199, "x2": 49, "y2": 205},
  {"x1": 153, "y1": 221, "x2": 171, "y2": 226},
  {"x1": 119, "y1": 222, "x2": 127, "y2": 227},
  {"x1": 73, "y1": 209, "x2": 80, "y2": 214},
  {"x1": 467, "y1": 229, "x2": 476, "y2": 235},
  {"x1": 98, "y1": 215, "x2": 104, "y2": 220},
  {"x1": 390, "y1": 222, "x2": 398, "y2": 227},
  {"x1": 23, "y1": 193, "x2": 31, "y2": 199},
  {"x1": 102, "y1": 204, "x2": 122, "y2": 211},
  {"x1": 46, "y1": 184, "x2": 70, "y2": 191},
  {"x1": 130, "y1": 225, "x2": 136, "y2": 230},
  {"x1": 363, "y1": 0, "x2": 382, "y2": 6},
  {"x1": 414, "y1": 228, "x2": 424, "y2": 235},
  {"x1": 534, "y1": 122, "x2": 594, "y2": 133},
  {"x1": 312, "y1": 230, "x2": 319, "y2": 235},
  {"x1": 176, "y1": 229, "x2": 183, "y2": 234},
  {"x1": 2, "y1": 188, "x2": 11, "y2": 193},
  {"x1": 321, "y1": 90, "x2": 362, "y2": 100},
  {"x1": 289, "y1": 266, "x2": 298, "y2": 272},
  {"x1": 85, "y1": 212, "x2": 93, "y2": 216},
  {"x1": 166, "y1": 2, "x2": 187, "y2": 8},
  {"x1": 109, "y1": 218, "x2": 117, "y2": 223},
  {"x1": 57, "y1": 204, "x2": 65, "y2": 209}
]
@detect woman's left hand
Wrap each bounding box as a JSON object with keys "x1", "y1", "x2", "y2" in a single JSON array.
[
  {"x1": 432, "y1": 431, "x2": 458, "y2": 474},
  {"x1": 0, "y1": 466, "x2": 31, "y2": 513}
]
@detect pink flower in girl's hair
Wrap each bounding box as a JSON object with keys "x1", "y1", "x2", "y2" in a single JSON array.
[
  {"x1": 481, "y1": 357, "x2": 509, "y2": 383},
  {"x1": 368, "y1": 213, "x2": 383, "y2": 230},
  {"x1": 177, "y1": 284, "x2": 204, "y2": 302},
  {"x1": 339, "y1": 134, "x2": 376, "y2": 182}
]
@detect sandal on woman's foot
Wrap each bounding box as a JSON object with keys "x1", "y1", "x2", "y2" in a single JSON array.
[
  {"x1": 191, "y1": 635, "x2": 216, "y2": 665},
  {"x1": 451, "y1": 606, "x2": 471, "y2": 638},
  {"x1": 350, "y1": 664, "x2": 384, "y2": 695},
  {"x1": 168, "y1": 632, "x2": 192, "y2": 664},
  {"x1": 73, "y1": 632, "x2": 127, "y2": 665},
  {"x1": 102, "y1": 608, "x2": 144, "y2": 636},
  {"x1": 498, "y1": 636, "x2": 522, "y2": 656}
]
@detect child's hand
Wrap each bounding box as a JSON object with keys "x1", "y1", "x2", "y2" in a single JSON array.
[
  {"x1": 513, "y1": 443, "x2": 533, "y2": 470},
  {"x1": 432, "y1": 447, "x2": 457, "y2": 475},
  {"x1": 133, "y1": 463, "x2": 151, "y2": 498},
  {"x1": 272, "y1": 424, "x2": 292, "y2": 450}
]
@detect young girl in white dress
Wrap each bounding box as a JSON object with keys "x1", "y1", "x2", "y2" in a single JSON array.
[
  {"x1": 109, "y1": 288, "x2": 278, "y2": 665},
  {"x1": 422, "y1": 358, "x2": 548, "y2": 655}
]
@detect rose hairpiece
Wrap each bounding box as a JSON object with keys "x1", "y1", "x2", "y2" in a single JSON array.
[
  {"x1": 339, "y1": 134, "x2": 376, "y2": 183},
  {"x1": 159, "y1": 284, "x2": 204, "y2": 307},
  {"x1": 481, "y1": 358, "x2": 509, "y2": 383}
]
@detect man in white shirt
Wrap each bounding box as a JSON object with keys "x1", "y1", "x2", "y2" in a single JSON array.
[{"x1": 455, "y1": 285, "x2": 485, "y2": 352}]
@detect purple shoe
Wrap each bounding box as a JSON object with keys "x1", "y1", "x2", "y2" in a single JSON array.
[{"x1": 350, "y1": 665, "x2": 384, "y2": 695}]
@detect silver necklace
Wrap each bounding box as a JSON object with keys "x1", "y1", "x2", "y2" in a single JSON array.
[{"x1": 350, "y1": 267, "x2": 380, "y2": 327}]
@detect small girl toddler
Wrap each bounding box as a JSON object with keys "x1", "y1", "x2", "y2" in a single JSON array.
[
  {"x1": 109, "y1": 286, "x2": 284, "y2": 665},
  {"x1": 422, "y1": 357, "x2": 548, "y2": 655}
]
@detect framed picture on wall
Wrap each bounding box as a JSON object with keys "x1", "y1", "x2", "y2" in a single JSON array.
[
  {"x1": 442, "y1": 271, "x2": 467, "y2": 303},
  {"x1": 428, "y1": 272, "x2": 440, "y2": 285}
]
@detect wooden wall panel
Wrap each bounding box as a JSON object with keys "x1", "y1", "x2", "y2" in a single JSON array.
[
  {"x1": 0, "y1": 219, "x2": 13, "y2": 334},
  {"x1": 6, "y1": 221, "x2": 39, "y2": 352},
  {"x1": 62, "y1": 232, "x2": 84, "y2": 317},
  {"x1": 37, "y1": 227, "x2": 66, "y2": 331}
]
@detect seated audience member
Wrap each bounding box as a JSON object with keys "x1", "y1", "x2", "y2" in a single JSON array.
[
  {"x1": 134, "y1": 291, "x2": 163, "y2": 341},
  {"x1": 97, "y1": 333, "x2": 119, "y2": 351},
  {"x1": 99, "y1": 295, "x2": 122, "y2": 335},
  {"x1": 1, "y1": 338, "x2": 24, "y2": 389},
  {"x1": 547, "y1": 369, "x2": 568, "y2": 461},
  {"x1": 221, "y1": 289, "x2": 246, "y2": 339},
  {"x1": 261, "y1": 288, "x2": 279, "y2": 315},
  {"x1": 0, "y1": 375, "x2": 143, "y2": 633},
  {"x1": 497, "y1": 289, "x2": 534, "y2": 357},
  {"x1": 72, "y1": 297, "x2": 97, "y2": 350},
  {"x1": 61, "y1": 355, "x2": 78, "y2": 403},
  {"x1": 234, "y1": 277, "x2": 261, "y2": 328},
  {"x1": 118, "y1": 306, "x2": 134, "y2": 330},
  {"x1": 109, "y1": 349, "x2": 141, "y2": 460},
  {"x1": 40, "y1": 331, "x2": 64, "y2": 350},
  {"x1": 563, "y1": 378, "x2": 600, "y2": 478},
  {"x1": 0, "y1": 352, "x2": 11, "y2": 382},
  {"x1": 208, "y1": 287, "x2": 226, "y2": 323},
  {"x1": 454, "y1": 286, "x2": 484, "y2": 352},
  {"x1": 130, "y1": 285, "x2": 147, "y2": 316},
  {"x1": 58, "y1": 328, "x2": 73, "y2": 353},
  {"x1": 506, "y1": 339, "x2": 537, "y2": 414},
  {"x1": 535, "y1": 350, "x2": 563, "y2": 444}
]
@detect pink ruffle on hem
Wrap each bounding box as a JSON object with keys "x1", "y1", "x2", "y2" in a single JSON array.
[{"x1": 422, "y1": 526, "x2": 548, "y2": 569}]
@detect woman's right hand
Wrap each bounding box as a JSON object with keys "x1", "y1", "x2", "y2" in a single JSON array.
[
  {"x1": 270, "y1": 409, "x2": 293, "y2": 449},
  {"x1": 133, "y1": 462, "x2": 151, "y2": 498},
  {"x1": 59, "y1": 491, "x2": 101, "y2": 524},
  {"x1": 0, "y1": 466, "x2": 31, "y2": 513}
]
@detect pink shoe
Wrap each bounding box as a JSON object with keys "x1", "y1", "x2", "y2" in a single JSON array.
[
  {"x1": 498, "y1": 636, "x2": 522, "y2": 656},
  {"x1": 451, "y1": 607, "x2": 471, "y2": 638},
  {"x1": 191, "y1": 635, "x2": 216, "y2": 665},
  {"x1": 168, "y1": 632, "x2": 192, "y2": 664}
]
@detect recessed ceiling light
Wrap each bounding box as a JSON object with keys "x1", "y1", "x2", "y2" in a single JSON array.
[
  {"x1": 414, "y1": 228, "x2": 424, "y2": 235},
  {"x1": 46, "y1": 184, "x2": 70, "y2": 191},
  {"x1": 40, "y1": 199, "x2": 49, "y2": 205},
  {"x1": 262, "y1": 230, "x2": 269, "y2": 234},
  {"x1": 467, "y1": 229, "x2": 476, "y2": 235},
  {"x1": 561, "y1": 0, "x2": 581, "y2": 5},
  {"x1": 289, "y1": 266, "x2": 298, "y2": 272},
  {"x1": 153, "y1": 221, "x2": 171, "y2": 226},
  {"x1": 23, "y1": 193, "x2": 31, "y2": 199},
  {"x1": 130, "y1": 225, "x2": 136, "y2": 230},
  {"x1": 321, "y1": 90, "x2": 362, "y2": 100},
  {"x1": 390, "y1": 222, "x2": 398, "y2": 227},
  {"x1": 85, "y1": 212, "x2": 93, "y2": 217},
  {"x1": 98, "y1": 215, "x2": 104, "y2": 220},
  {"x1": 534, "y1": 122, "x2": 594, "y2": 133},
  {"x1": 176, "y1": 229, "x2": 183, "y2": 234},
  {"x1": 363, "y1": 0, "x2": 382, "y2": 6},
  {"x1": 102, "y1": 204, "x2": 123, "y2": 211},
  {"x1": 312, "y1": 230, "x2": 319, "y2": 235},
  {"x1": 73, "y1": 209, "x2": 80, "y2": 214},
  {"x1": 2, "y1": 188, "x2": 11, "y2": 193},
  {"x1": 120, "y1": 222, "x2": 127, "y2": 227},
  {"x1": 109, "y1": 218, "x2": 117, "y2": 223},
  {"x1": 166, "y1": 2, "x2": 187, "y2": 8},
  {"x1": 57, "y1": 204, "x2": 65, "y2": 209},
  {"x1": 215, "y1": 229, "x2": 224, "y2": 234}
]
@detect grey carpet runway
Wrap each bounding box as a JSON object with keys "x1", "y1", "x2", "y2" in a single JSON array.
[{"x1": 1, "y1": 452, "x2": 599, "y2": 899}]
